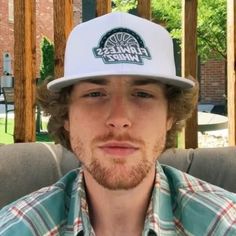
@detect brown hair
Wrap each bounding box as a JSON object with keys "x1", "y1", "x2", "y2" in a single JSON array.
[
  {"x1": 164, "y1": 76, "x2": 199, "y2": 148},
  {"x1": 37, "y1": 76, "x2": 198, "y2": 151}
]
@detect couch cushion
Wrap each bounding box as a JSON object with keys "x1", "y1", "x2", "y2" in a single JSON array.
[
  {"x1": 159, "y1": 147, "x2": 236, "y2": 193},
  {"x1": 0, "y1": 142, "x2": 78, "y2": 207},
  {"x1": 189, "y1": 147, "x2": 236, "y2": 192}
]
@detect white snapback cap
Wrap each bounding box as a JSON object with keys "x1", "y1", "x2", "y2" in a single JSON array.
[{"x1": 48, "y1": 12, "x2": 195, "y2": 92}]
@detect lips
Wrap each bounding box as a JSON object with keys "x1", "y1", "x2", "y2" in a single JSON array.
[{"x1": 98, "y1": 142, "x2": 139, "y2": 156}]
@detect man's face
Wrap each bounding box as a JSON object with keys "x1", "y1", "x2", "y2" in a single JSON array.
[{"x1": 64, "y1": 76, "x2": 173, "y2": 190}]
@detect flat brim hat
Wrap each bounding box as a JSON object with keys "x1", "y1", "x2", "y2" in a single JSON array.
[{"x1": 48, "y1": 12, "x2": 195, "y2": 92}]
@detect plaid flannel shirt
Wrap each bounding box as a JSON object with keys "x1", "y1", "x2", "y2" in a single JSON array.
[{"x1": 0, "y1": 162, "x2": 236, "y2": 236}]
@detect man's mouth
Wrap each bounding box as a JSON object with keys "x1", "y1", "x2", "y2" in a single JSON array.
[{"x1": 98, "y1": 142, "x2": 139, "y2": 156}]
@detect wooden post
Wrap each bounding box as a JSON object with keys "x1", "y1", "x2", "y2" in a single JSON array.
[
  {"x1": 181, "y1": 0, "x2": 198, "y2": 148},
  {"x1": 227, "y1": 0, "x2": 236, "y2": 145},
  {"x1": 96, "y1": 0, "x2": 111, "y2": 17},
  {"x1": 53, "y1": 0, "x2": 73, "y2": 78},
  {"x1": 14, "y1": 0, "x2": 36, "y2": 142},
  {"x1": 137, "y1": 0, "x2": 151, "y2": 19}
]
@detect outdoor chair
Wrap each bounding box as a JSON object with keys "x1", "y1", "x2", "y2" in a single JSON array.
[{"x1": 2, "y1": 87, "x2": 14, "y2": 133}]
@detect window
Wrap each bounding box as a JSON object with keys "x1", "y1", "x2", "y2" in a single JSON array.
[{"x1": 8, "y1": 0, "x2": 14, "y2": 22}]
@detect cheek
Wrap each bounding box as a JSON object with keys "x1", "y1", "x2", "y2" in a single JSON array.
[
  {"x1": 67, "y1": 107, "x2": 100, "y2": 144},
  {"x1": 141, "y1": 106, "x2": 169, "y2": 127},
  {"x1": 70, "y1": 104, "x2": 104, "y2": 124}
]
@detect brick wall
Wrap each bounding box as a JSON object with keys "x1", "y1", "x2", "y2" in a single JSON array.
[
  {"x1": 200, "y1": 59, "x2": 226, "y2": 104},
  {"x1": 73, "y1": 0, "x2": 82, "y2": 26},
  {"x1": 35, "y1": 0, "x2": 54, "y2": 78},
  {"x1": 0, "y1": 0, "x2": 14, "y2": 75},
  {"x1": 0, "y1": 0, "x2": 82, "y2": 78}
]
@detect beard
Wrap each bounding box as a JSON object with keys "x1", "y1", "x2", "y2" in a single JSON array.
[
  {"x1": 88, "y1": 158, "x2": 153, "y2": 190},
  {"x1": 72, "y1": 132, "x2": 166, "y2": 190}
]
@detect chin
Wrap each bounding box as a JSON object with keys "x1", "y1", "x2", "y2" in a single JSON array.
[{"x1": 87, "y1": 159, "x2": 154, "y2": 190}]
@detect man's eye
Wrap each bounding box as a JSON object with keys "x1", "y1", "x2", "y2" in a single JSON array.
[
  {"x1": 133, "y1": 92, "x2": 153, "y2": 98},
  {"x1": 84, "y1": 92, "x2": 105, "y2": 97}
]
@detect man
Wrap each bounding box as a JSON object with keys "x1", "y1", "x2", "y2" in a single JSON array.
[{"x1": 0, "y1": 12, "x2": 236, "y2": 236}]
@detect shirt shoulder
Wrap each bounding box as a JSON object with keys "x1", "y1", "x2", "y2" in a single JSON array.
[
  {"x1": 0, "y1": 169, "x2": 79, "y2": 236},
  {"x1": 161, "y1": 164, "x2": 236, "y2": 235}
]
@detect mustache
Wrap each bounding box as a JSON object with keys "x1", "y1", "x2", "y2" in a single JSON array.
[{"x1": 92, "y1": 132, "x2": 145, "y2": 146}]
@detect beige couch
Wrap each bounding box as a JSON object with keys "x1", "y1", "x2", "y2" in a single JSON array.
[{"x1": 0, "y1": 142, "x2": 235, "y2": 208}]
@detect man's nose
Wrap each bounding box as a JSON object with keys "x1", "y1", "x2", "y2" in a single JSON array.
[{"x1": 105, "y1": 96, "x2": 132, "y2": 129}]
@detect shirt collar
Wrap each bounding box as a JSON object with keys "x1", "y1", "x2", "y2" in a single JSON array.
[
  {"x1": 66, "y1": 166, "x2": 95, "y2": 236},
  {"x1": 143, "y1": 162, "x2": 176, "y2": 235}
]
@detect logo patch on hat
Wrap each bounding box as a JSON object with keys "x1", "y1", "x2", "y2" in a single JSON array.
[{"x1": 93, "y1": 28, "x2": 151, "y2": 65}]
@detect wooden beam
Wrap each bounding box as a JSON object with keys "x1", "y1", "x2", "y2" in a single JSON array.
[
  {"x1": 96, "y1": 0, "x2": 111, "y2": 17},
  {"x1": 14, "y1": 0, "x2": 36, "y2": 142},
  {"x1": 137, "y1": 0, "x2": 151, "y2": 19},
  {"x1": 53, "y1": 0, "x2": 73, "y2": 78},
  {"x1": 181, "y1": 0, "x2": 198, "y2": 148},
  {"x1": 227, "y1": 0, "x2": 236, "y2": 145}
]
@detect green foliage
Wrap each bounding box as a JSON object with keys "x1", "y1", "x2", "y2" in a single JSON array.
[
  {"x1": 39, "y1": 36, "x2": 55, "y2": 84},
  {"x1": 197, "y1": 0, "x2": 226, "y2": 60},
  {"x1": 112, "y1": 0, "x2": 227, "y2": 61},
  {"x1": 112, "y1": 0, "x2": 137, "y2": 12},
  {"x1": 152, "y1": 0, "x2": 226, "y2": 60},
  {"x1": 151, "y1": 0, "x2": 181, "y2": 36}
]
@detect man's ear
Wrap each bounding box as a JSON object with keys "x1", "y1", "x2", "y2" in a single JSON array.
[
  {"x1": 64, "y1": 120, "x2": 70, "y2": 132},
  {"x1": 167, "y1": 117, "x2": 174, "y2": 131}
]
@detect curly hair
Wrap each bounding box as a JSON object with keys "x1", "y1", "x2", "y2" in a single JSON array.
[
  {"x1": 37, "y1": 76, "x2": 198, "y2": 151},
  {"x1": 164, "y1": 77, "x2": 199, "y2": 148}
]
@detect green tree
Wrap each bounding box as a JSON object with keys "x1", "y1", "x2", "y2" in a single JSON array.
[
  {"x1": 152, "y1": 0, "x2": 226, "y2": 60},
  {"x1": 39, "y1": 36, "x2": 55, "y2": 84},
  {"x1": 112, "y1": 0, "x2": 227, "y2": 61},
  {"x1": 112, "y1": 0, "x2": 137, "y2": 12},
  {"x1": 37, "y1": 37, "x2": 54, "y2": 133}
]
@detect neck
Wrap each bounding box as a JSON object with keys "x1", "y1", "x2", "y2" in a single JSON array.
[{"x1": 83, "y1": 166, "x2": 155, "y2": 236}]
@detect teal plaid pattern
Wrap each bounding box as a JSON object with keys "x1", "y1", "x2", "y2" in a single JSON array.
[{"x1": 0, "y1": 162, "x2": 236, "y2": 236}]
